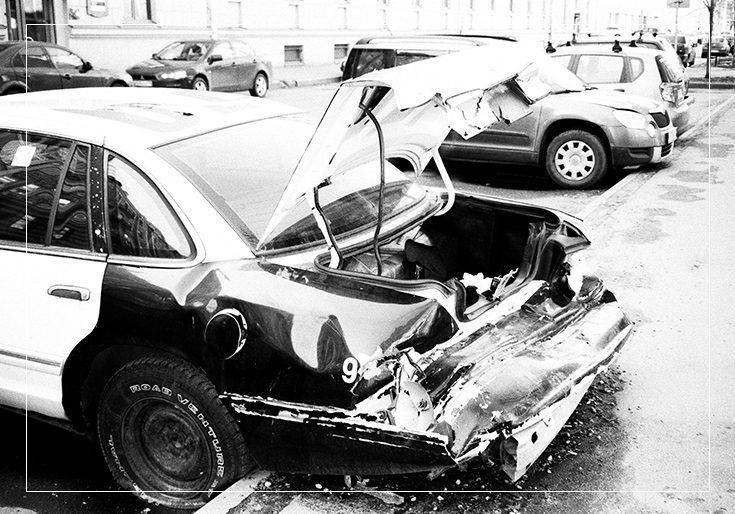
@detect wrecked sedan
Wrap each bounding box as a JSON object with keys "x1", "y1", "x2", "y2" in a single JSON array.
[{"x1": 0, "y1": 45, "x2": 631, "y2": 510}]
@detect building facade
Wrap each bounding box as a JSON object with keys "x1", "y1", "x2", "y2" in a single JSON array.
[{"x1": 3, "y1": 0, "x2": 665, "y2": 73}]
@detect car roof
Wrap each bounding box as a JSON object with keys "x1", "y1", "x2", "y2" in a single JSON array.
[
  {"x1": 351, "y1": 34, "x2": 515, "y2": 50},
  {"x1": 0, "y1": 88, "x2": 299, "y2": 149},
  {"x1": 552, "y1": 43, "x2": 666, "y2": 59}
]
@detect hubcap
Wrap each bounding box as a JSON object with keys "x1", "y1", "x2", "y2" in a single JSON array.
[
  {"x1": 554, "y1": 140, "x2": 595, "y2": 181},
  {"x1": 193, "y1": 80, "x2": 207, "y2": 91},
  {"x1": 255, "y1": 76, "x2": 266, "y2": 96},
  {"x1": 122, "y1": 399, "x2": 212, "y2": 496}
]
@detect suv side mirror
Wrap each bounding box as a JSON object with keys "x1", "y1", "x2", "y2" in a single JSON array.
[
  {"x1": 208, "y1": 54, "x2": 223, "y2": 64},
  {"x1": 81, "y1": 61, "x2": 93, "y2": 72}
]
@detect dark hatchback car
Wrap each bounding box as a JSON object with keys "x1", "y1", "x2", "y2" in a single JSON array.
[
  {"x1": 126, "y1": 39, "x2": 272, "y2": 96},
  {"x1": 0, "y1": 41, "x2": 132, "y2": 95}
]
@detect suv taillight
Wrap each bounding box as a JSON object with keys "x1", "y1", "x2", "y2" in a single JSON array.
[{"x1": 660, "y1": 82, "x2": 683, "y2": 104}]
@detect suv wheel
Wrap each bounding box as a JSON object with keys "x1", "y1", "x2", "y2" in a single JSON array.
[{"x1": 544, "y1": 130, "x2": 608, "y2": 189}]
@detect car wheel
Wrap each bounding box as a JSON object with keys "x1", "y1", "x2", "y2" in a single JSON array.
[
  {"x1": 97, "y1": 356, "x2": 252, "y2": 509},
  {"x1": 110, "y1": 81, "x2": 128, "y2": 87},
  {"x1": 192, "y1": 77, "x2": 209, "y2": 91},
  {"x1": 249, "y1": 73, "x2": 268, "y2": 97},
  {"x1": 544, "y1": 130, "x2": 608, "y2": 189}
]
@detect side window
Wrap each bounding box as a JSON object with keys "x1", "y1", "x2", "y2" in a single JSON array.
[
  {"x1": 11, "y1": 46, "x2": 53, "y2": 69},
  {"x1": 231, "y1": 41, "x2": 255, "y2": 59},
  {"x1": 353, "y1": 49, "x2": 395, "y2": 78},
  {"x1": 211, "y1": 43, "x2": 234, "y2": 60},
  {"x1": 106, "y1": 154, "x2": 192, "y2": 259},
  {"x1": 0, "y1": 131, "x2": 90, "y2": 249},
  {"x1": 575, "y1": 54, "x2": 625, "y2": 84},
  {"x1": 550, "y1": 54, "x2": 573, "y2": 70},
  {"x1": 52, "y1": 145, "x2": 91, "y2": 249},
  {"x1": 629, "y1": 57, "x2": 644, "y2": 81},
  {"x1": 46, "y1": 47, "x2": 85, "y2": 70}
]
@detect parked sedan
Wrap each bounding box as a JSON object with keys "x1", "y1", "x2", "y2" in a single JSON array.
[
  {"x1": 701, "y1": 36, "x2": 731, "y2": 58},
  {"x1": 126, "y1": 39, "x2": 272, "y2": 96},
  {"x1": 0, "y1": 44, "x2": 631, "y2": 510},
  {"x1": 0, "y1": 41, "x2": 132, "y2": 95}
]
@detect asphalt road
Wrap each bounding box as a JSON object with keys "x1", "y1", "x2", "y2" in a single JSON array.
[{"x1": 1, "y1": 87, "x2": 733, "y2": 514}]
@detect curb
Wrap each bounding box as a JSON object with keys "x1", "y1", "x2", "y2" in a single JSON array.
[
  {"x1": 272, "y1": 76, "x2": 341, "y2": 90},
  {"x1": 688, "y1": 80, "x2": 735, "y2": 90}
]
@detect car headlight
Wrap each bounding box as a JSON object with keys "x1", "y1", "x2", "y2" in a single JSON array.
[
  {"x1": 646, "y1": 122, "x2": 656, "y2": 138},
  {"x1": 159, "y1": 70, "x2": 187, "y2": 80},
  {"x1": 613, "y1": 109, "x2": 647, "y2": 129}
]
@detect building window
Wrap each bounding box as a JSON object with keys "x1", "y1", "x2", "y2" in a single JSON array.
[
  {"x1": 290, "y1": 2, "x2": 300, "y2": 28},
  {"x1": 334, "y1": 43, "x2": 349, "y2": 61},
  {"x1": 338, "y1": 6, "x2": 348, "y2": 28},
  {"x1": 284, "y1": 45, "x2": 303, "y2": 64},
  {"x1": 225, "y1": 1, "x2": 242, "y2": 27},
  {"x1": 124, "y1": 0, "x2": 152, "y2": 21}
]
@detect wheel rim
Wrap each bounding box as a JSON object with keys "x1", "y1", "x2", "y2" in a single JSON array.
[
  {"x1": 193, "y1": 80, "x2": 207, "y2": 91},
  {"x1": 122, "y1": 399, "x2": 213, "y2": 497},
  {"x1": 554, "y1": 140, "x2": 596, "y2": 181},
  {"x1": 254, "y1": 75, "x2": 267, "y2": 96}
]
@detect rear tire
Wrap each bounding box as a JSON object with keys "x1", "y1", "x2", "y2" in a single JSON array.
[
  {"x1": 97, "y1": 356, "x2": 252, "y2": 509},
  {"x1": 544, "y1": 129, "x2": 608, "y2": 189}
]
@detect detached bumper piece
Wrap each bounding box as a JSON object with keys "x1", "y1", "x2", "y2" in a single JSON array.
[{"x1": 223, "y1": 290, "x2": 632, "y2": 481}]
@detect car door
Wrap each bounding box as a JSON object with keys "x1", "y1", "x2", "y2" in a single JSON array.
[
  {"x1": 0, "y1": 130, "x2": 107, "y2": 419},
  {"x1": 10, "y1": 44, "x2": 62, "y2": 91},
  {"x1": 230, "y1": 41, "x2": 259, "y2": 91},
  {"x1": 207, "y1": 42, "x2": 237, "y2": 91},
  {"x1": 45, "y1": 45, "x2": 100, "y2": 89}
]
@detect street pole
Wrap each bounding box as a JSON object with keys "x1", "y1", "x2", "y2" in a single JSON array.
[{"x1": 674, "y1": 0, "x2": 680, "y2": 49}]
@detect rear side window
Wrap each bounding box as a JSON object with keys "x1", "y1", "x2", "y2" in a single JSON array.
[
  {"x1": 629, "y1": 57, "x2": 644, "y2": 81},
  {"x1": 11, "y1": 46, "x2": 53, "y2": 68},
  {"x1": 0, "y1": 130, "x2": 91, "y2": 250},
  {"x1": 656, "y1": 54, "x2": 684, "y2": 83},
  {"x1": 575, "y1": 54, "x2": 625, "y2": 83},
  {"x1": 550, "y1": 54, "x2": 573, "y2": 69},
  {"x1": 106, "y1": 154, "x2": 192, "y2": 259}
]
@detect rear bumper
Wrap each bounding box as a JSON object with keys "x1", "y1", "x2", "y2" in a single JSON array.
[{"x1": 223, "y1": 288, "x2": 632, "y2": 480}]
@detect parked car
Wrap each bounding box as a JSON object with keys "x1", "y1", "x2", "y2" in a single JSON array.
[
  {"x1": 555, "y1": 33, "x2": 683, "y2": 69},
  {"x1": 661, "y1": 34, "x2": 695, "y2": 67},
  {"x1": 126, "y1": 39, "x2": 272, "y2": 96},
  {"x1": 343, "y1": 36, "x2": 676, "y2": 188},
  {"x1": 0, "y1": 45, "x2": 631, "y2": 509},
  {"x1": 701, "y1": 36, "x2": 730, "y2": 58},
  {"x1": 341, "y1": 34, "x2": 516, "y2": 81},
  {"x1": 551, "y1": 43, "x2": 693, "y2": 133},
  {"x1": 0, "y1": 41, "x2": 132, "y2": 95}
]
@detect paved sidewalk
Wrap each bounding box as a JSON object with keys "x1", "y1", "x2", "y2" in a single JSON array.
[
  {"x1": 687, "y1": 58, "x2": 735, "y2": 89},
  {"x1": 271, "y1": 63, "x2": 342, "y2": 89}
]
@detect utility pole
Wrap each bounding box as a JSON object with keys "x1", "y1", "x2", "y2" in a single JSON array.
[{"x1": 674, "y1": 0, "x2": 680, "y2": 45}]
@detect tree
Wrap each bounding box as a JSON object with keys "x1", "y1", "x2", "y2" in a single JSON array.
[{"x1": 703, "y1": 0, "x2": 718, "y2": 78}]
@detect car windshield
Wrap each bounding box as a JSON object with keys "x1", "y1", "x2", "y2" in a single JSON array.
[
  {"x1": 519, "y1": 57, "x2": 587, "y2": 94},
  {"x1": 155, "y1": 41, "x2": 210, "y2": 61},
  {"x1": 154, "y1": 115, "x2": 433, "y2": 252}
]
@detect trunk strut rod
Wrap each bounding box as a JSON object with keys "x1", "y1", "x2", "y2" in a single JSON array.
[{"x1": 359, "y1": 101, "x2": 386, "y2": 277}]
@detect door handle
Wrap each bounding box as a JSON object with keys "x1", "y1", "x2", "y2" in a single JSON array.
[
  {"x1": 63, "y1": 73, "x2": 72, "y2": 80},
  {"x1": 613, "y1": 88, "x2": 625, "y2": 92},
  {"x1": 48, "y1": 285, "x2": 90, "y2": 301}
]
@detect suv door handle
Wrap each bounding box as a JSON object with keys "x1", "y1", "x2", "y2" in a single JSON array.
[
  {"x1": 48, "y1": 285, "x2": 90, "y2": 301},
  {"x1": 63, "y1": 73, "x2": 72, "y2": 80}
]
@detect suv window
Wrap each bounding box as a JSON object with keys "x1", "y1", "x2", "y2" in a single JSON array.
[
  {"x1": 575, "y1": 54, "x2": 625, "y2": 83},
  {"x1": 0, "y1": 130, "x2": 91, "y2": 250},
  {"x1": 106, "y1": 154, "x2": 192, "y2": 259}
]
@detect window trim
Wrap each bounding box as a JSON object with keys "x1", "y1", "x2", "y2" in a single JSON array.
[{"x1": 103, "y1": 149, "x2": 202, "y2": 268}]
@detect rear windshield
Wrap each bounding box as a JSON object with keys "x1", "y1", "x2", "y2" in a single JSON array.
[{"x1": 656, "y1": 53, "x2": 684, "y2": 83}]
